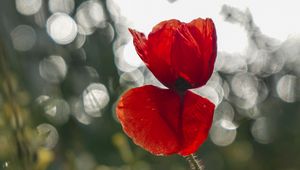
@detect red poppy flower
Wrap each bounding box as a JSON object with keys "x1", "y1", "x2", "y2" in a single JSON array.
[
  {"x1": 129, "y1": 18, "x2": 217, "y2": 90},
  {"x1": 116, "y1": 18, "x2": 217, "y2": 156}
]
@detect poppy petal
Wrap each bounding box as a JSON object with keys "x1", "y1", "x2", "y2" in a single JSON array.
[
  {"x1": 116, "y1": 85, "x2": 182, "y2": 155},
  {"x1": 179, "y1": 91, "x2": 215, "y2": 156},
  {"x1": 151, "y1": 19, "x2": 182, "y2": 35},
  {"x1": 146, "y1": 20, "x2": 183, "y2": 88},
  {"x1": 171, "y1": 25, "x2": 205, "y2": 88},
  {"x1": 128, "y1": 28, "x2": 148, "y2": 62},
  {"x1": 187, "y1": 18, "x2": 217, "y2": 84}
]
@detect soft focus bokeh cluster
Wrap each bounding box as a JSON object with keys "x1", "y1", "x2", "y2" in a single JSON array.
[{"x1": 0, "y1": 0, "x2": 300, "y2": 170}]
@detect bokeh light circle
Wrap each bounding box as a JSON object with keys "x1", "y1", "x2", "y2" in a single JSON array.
[
  {"x1": 37, "y1": 123, "x2": 59, "y2": 149},
  {"x1": 10, "y1": 25, "x2": 36, "y2": 51},
  {"x1": 49, "y1": 0, "x2": 75, "y2": 14},
  {"x1": 16, "y1": 0, "x2": 42, "y2": 15},
  {"x1": 75, "y1": 0, "x2": 106, "y2": 35},
  {"x1": 276, "y1": 74, "x2": 297, "y2": 103},
  {"x1": 39, "y1": 55, "x2": 67, "y2": 83},
  {"x1": 47, "y1": 13, "x2": 78, "y2": 45},
  {"x1": 82, "y1": 83, "x2": 110, "y2": 117},
  {"x1": 210, "y1": 119, "x2": 237, "y2": 146}
]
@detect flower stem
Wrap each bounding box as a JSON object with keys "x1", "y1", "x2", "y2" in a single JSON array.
[{"x1": 184, "y1": 154, "x2": 204, "y2": 170}]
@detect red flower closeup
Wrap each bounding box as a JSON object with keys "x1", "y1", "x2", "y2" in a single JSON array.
[
  {"x1": 116, "y1": 18, "x2": 217, "y2": 156},
  {"x1": 129, "y1": 18, "x2": 217, "y2": 90}
]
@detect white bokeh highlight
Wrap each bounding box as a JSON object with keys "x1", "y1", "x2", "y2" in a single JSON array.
[
  {"x1": 16, "y1": 0, "x2": 42, "y2": 16},
  {"x1": 37, "y1": 123, "x2": 59, "y2": 149},
  {"x1": 39, "y1": 55, "x2": 67, "y2": 83},
  {"x1": 82, "y1": 83, "x2": 110, "y2": 117},
  {"x1": 75, "y1": 0, "x2": 106, "y2": 35},
  {"x1": 49, "y1": 0, "x2": 75, "y2": 14},
  {"x1": 47, "y1": 13, "x2": 78, "y2": 45}
]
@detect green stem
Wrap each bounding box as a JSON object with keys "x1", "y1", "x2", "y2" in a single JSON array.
[{"x1": 184, "y1": 154, "x2": 204, "y2": 170}]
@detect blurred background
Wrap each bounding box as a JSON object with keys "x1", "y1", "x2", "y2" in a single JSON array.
[{"x1": 0, "y1": 0, "x2": 300, "y2": 170}]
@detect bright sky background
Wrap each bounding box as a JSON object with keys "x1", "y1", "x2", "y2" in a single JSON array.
[{"x1": 113, "y1": 0, "x2": 300, "y2": 53}]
